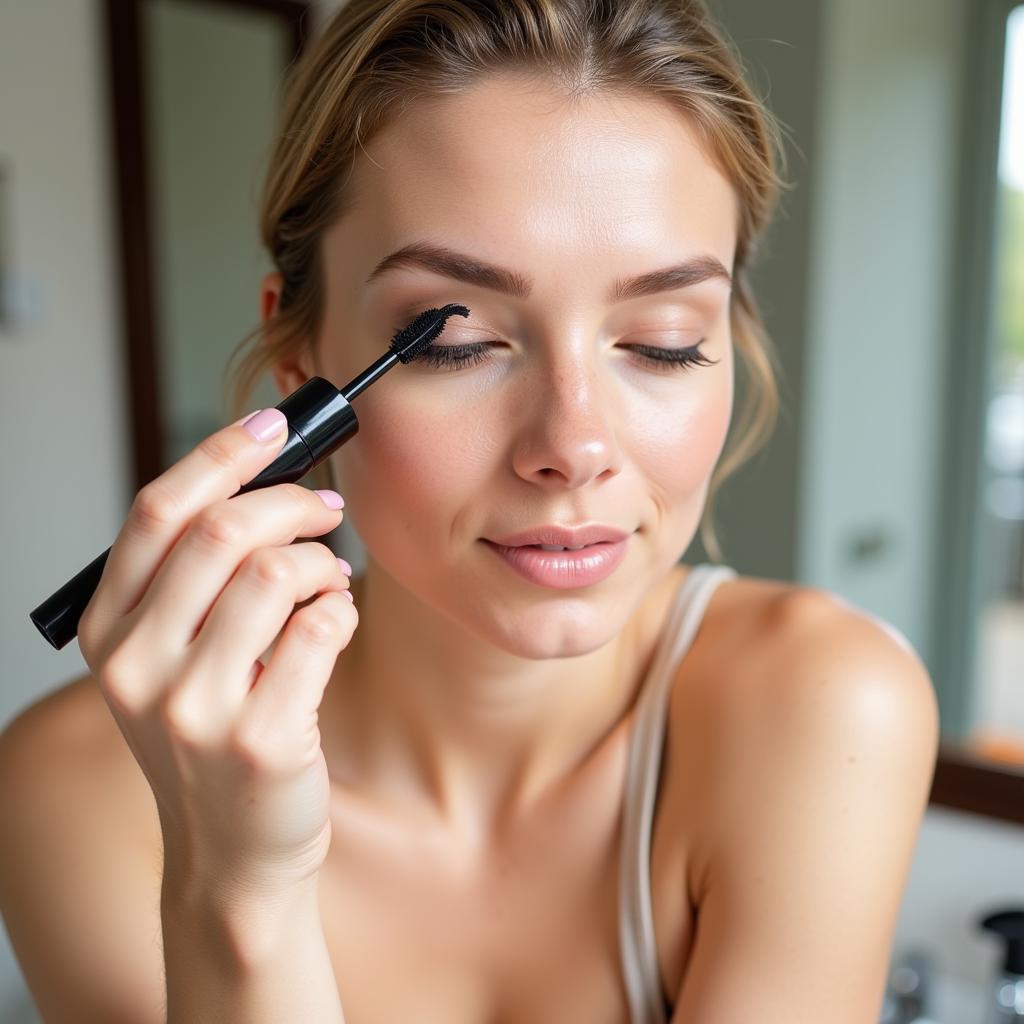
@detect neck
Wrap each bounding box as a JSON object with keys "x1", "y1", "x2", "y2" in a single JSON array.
[{"x1": 319, "y1": 558, "x2": 687, "y2": 846}]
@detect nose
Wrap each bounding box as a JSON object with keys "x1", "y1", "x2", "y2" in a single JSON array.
[{"x1": 509, "y1": 354, "x2": 625, "y2": 490}]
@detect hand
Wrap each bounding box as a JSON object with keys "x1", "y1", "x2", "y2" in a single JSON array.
[{"x1": 77, "y1": 408, "x2": 356, "y2": 907}]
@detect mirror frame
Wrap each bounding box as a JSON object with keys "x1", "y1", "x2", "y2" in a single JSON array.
[
  {"x1": 103, "y1": 0, "x2": 1024, "y2": 828},
  {"x1": 103, "y1": 0, "x2": 310, "y2": 487},
  {"x1": 932, "y1": 744, "x2": 1024, "y2": 827}
]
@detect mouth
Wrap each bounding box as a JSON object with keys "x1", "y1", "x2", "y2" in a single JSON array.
[
  {"x1": 483, "y1": 525, "x2": 633, "y2": 549},
  {"x1": 505, "y1": 542, "x2": 610, "y2": 552},
  {"x1": 480, "y1": 536, "x2": 630, "y2": 589}
]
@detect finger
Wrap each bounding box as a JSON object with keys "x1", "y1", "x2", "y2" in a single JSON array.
[
  {"x1": 128, "y1": 482, "x2": 344, "y2": 655},
  {"x1": 90, "y1": 409, "x2": 291, "y2": 627},
  {"x1": 240, "y1": 590, "x2": 356, "y2": 742},
  {"x1": 178, "y1": 543, "x2": 350, "y2": 722}
]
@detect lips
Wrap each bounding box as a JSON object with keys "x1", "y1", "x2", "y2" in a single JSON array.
[
  {"x1": 485, "y1": 524, "x2": 632, "y2": 548},
  {"x1": 481, "y1": 534, "x2": 631, "y2": 588}
]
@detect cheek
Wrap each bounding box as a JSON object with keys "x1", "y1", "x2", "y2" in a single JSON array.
[
  {"x1": 331, "y1": 383, "x2": 492, "y2": 534},
  {"x1": 627, "y1": 370, "x2": 733, "y2": 497}
]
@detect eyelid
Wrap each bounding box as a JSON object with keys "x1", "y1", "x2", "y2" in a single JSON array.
[
  {"x1": 426, "y1": 330, "x2": 705, "y2": 344},
  {"x1": 627, "y1": 329, "x2": 705, "y2": 343},
  {"x1": 415, "y1": 337, "x2": 715, "y2": 374},
  {"x1": 391, "y1": 303, "x2": 705, "y2": 345}
]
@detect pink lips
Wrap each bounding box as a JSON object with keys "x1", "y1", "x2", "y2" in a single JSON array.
[
  {"x1": 487, "y1": 524, "x2": 630, "y2": 548},
  {"x1": 482, "y1": 537, "x2": 629, "y2": 589}
]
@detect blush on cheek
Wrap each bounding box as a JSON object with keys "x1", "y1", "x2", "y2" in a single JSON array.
[
  {"x1": 632, "y1": 381, "x2": 733, "y2": 497},
  {"x1": 333, "y1": 390, "x2": 487, "y2": 550},
  {"x1": 635, "y1": 386, "x2": 732, "y2": 564}
]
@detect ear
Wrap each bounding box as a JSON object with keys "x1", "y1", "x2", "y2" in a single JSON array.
[
  {"x1": 260, "y1": 270, "x2": 284, "y2": 325},
  {"x1": 259, "y1": 271, "x2": 315, "y2": 398}
]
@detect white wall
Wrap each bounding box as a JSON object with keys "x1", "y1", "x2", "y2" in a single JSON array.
[
  {"x1": 0, "y1": 3, "x2": 130, "y2": 726},
  {"x1": 0, "y1": 2, "x2": 1020, "y2": 1022},
  {"x1": 0, "y1": 2, "x2": 129, "y2": 1020}
]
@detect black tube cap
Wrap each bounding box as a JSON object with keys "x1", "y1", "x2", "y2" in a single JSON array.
[{"x1": 980, "y1": 907, "x2": 1024, "y2": 976}]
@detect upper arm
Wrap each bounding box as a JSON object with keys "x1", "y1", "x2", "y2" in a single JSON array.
[
  {"x1": 0, "y1": 679, "x2": 168, "y2": 1023},
  {"x1": 672, "y1": 590, "x2": 940, "y2": 1024}
]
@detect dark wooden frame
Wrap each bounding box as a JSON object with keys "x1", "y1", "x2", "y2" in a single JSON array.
[
  {"x1": 102, "y1": 0, "x2": 1024, "y2": 826},
  {"x1": 932, "y1": 744, "x2": 1024, "y2": 827}
]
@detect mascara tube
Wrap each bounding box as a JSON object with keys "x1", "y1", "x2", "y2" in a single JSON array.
[{"x1": 29, "y1": 303, "x2": 469, "y2": 650}]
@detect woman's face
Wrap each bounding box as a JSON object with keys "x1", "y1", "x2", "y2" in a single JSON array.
[{"x1": 295, "y1": 75, "x2": 737, "y2": 658}]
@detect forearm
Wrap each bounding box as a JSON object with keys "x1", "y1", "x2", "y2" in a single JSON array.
[{"x1": 160, "y1": 874, "x2": 346, "y2": 1024}]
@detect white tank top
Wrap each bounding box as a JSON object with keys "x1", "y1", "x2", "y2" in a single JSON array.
[{"x1": 618, "y1": 563, "x2": 738, "y2": 1024}]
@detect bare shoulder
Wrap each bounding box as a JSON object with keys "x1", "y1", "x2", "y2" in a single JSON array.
[
  {"x1": 692, "y1": 574, "x2": 940, "y2": 804},
  {"x1": 4, "y1": 671, "x2": 117, "y2": 745},
  {"x1": 727, "y1": 576, "x2": 938, "y2": 730},
  {"x1": 0, "y1": 673, "x2": 158, "y2": 833},
  {"x1": 667, "y1": 575, "x2": 941, "y2": 1021},
  {"x1": 1, "y1": 670, "x2": 158, "y2": 809},
  {"x1": 686, "y1": 571, "x2": 938, "y2": 726},
  {"x1": 0, "y1": 676, "x2": 166, "y2": 1022}
]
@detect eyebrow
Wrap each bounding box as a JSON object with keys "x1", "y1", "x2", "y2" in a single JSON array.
[{"x1": 364, "y1": 241, "x2": 733, "y2": 303}]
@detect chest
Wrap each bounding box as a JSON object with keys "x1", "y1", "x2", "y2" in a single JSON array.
[{"x1": 316, "y1": 715, "x2": 699, "y2": 1024}]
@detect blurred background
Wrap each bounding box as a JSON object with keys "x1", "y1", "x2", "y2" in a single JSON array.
[{"x1": 1, "y1": 0, "x2": 1022, "y2": 1021}]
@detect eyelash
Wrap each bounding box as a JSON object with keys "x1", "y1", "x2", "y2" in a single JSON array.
[{"x1": 415, "y1": 340, "x2": 718, "y2": 373}]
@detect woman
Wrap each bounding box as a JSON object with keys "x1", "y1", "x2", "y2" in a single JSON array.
[{"x1": 0, "y1": 1, "x2": 939, "y2": 1021}]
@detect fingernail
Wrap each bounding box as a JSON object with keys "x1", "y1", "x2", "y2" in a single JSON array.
[
  {"x1": 315, "y1": 490, "x2": 345, "y2": 510},
  {"x1": 242, "y1": 408, "x2": 287, "y2": 442},
  {"x1": 343, "y1": 590, "x2": 354, "y2": 602},
  {"x1": 336, "y1": 557, "x2": 353, "y2": 575}
]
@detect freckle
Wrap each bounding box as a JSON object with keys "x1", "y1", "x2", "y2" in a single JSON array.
[{"x1": 847, "y1": 756, "x2": 856, "y2": 763}]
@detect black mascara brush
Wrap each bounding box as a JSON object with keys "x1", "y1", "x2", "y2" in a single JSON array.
[{"x1": 30, "y1": 303, "x2": 471, "y2": 650}]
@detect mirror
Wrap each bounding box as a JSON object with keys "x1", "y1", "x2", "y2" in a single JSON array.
[
  {"x1": 970, "y1": 4, "x2": 1024, "y2": 764},
  {"x1": 104, "y1": 0, "x2": 308, "y2": 487},
  {"x1": 144, "y1": 0, "x2": 302, "y2": 461}
]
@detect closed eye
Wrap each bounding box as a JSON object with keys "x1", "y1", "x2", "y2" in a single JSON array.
[{"x1": 414, "y1": 340, "x2": 718, "y2": 373}]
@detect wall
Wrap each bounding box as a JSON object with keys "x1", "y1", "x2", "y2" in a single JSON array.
[
  {"x1": 799, "y1": 0, "x2": 966, "y2": 664},
  {"x1": 701, "y1": 0, "x2": 825, "y2": 583},
  {"x1": 0, "y1": 2, "x2": 128, "y2": 1020}
]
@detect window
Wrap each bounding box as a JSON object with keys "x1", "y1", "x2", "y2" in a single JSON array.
[{"x1": 970, "y1": 3, "x2": 1024, "y2": 762}]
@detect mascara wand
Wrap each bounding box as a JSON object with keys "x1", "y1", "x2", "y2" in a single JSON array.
[
  {"x1": 29, "y1": 303, "x2": 471, "y2": 650},
  {"x1": 343, "y1": 302, "x2": 470, "y2": 399}
]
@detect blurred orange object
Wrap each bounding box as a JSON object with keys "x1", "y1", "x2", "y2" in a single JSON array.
[{"x1": 968, "y1": 729, "x2": 1024, "y2": 767}]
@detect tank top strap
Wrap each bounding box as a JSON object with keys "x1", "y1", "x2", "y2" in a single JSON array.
[{"x1": 618, "y1": 562, "x2": 738, "y2": 1024}]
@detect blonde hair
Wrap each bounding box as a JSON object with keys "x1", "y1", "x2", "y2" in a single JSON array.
[{"x1": 223, "y1": 0, "x2": 790, "y2": 563}]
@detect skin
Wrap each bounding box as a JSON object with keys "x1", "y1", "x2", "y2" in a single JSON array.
[
  {"x1": 0, "y1": 71, "x2": 940, "y2": 1024},
  {"x1": 267, "y1": 74, "x2": 737, "y2": 850}
]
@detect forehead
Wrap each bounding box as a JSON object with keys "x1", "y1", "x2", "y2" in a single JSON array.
[{"x1": 340, "y1": 74, "x2": 737, "y2": 272}]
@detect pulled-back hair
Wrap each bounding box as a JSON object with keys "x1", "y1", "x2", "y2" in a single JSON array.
[{"x1": 224, "y1": 0, "x2": 790, "y2": 563}]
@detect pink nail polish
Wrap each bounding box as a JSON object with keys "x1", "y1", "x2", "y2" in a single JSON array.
[
  {"x1": 243, "y1": 408, "x2": 287, "y2": 442},
  {"x1": 343, "y1": 590, "x2": 354, "y2": 602},
  {"x1": 336, "y1": 557, "x2": 353, "y2": 575},
  {"x1": 315, "y1": 489, "x2": 344, "y2": 510}
]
